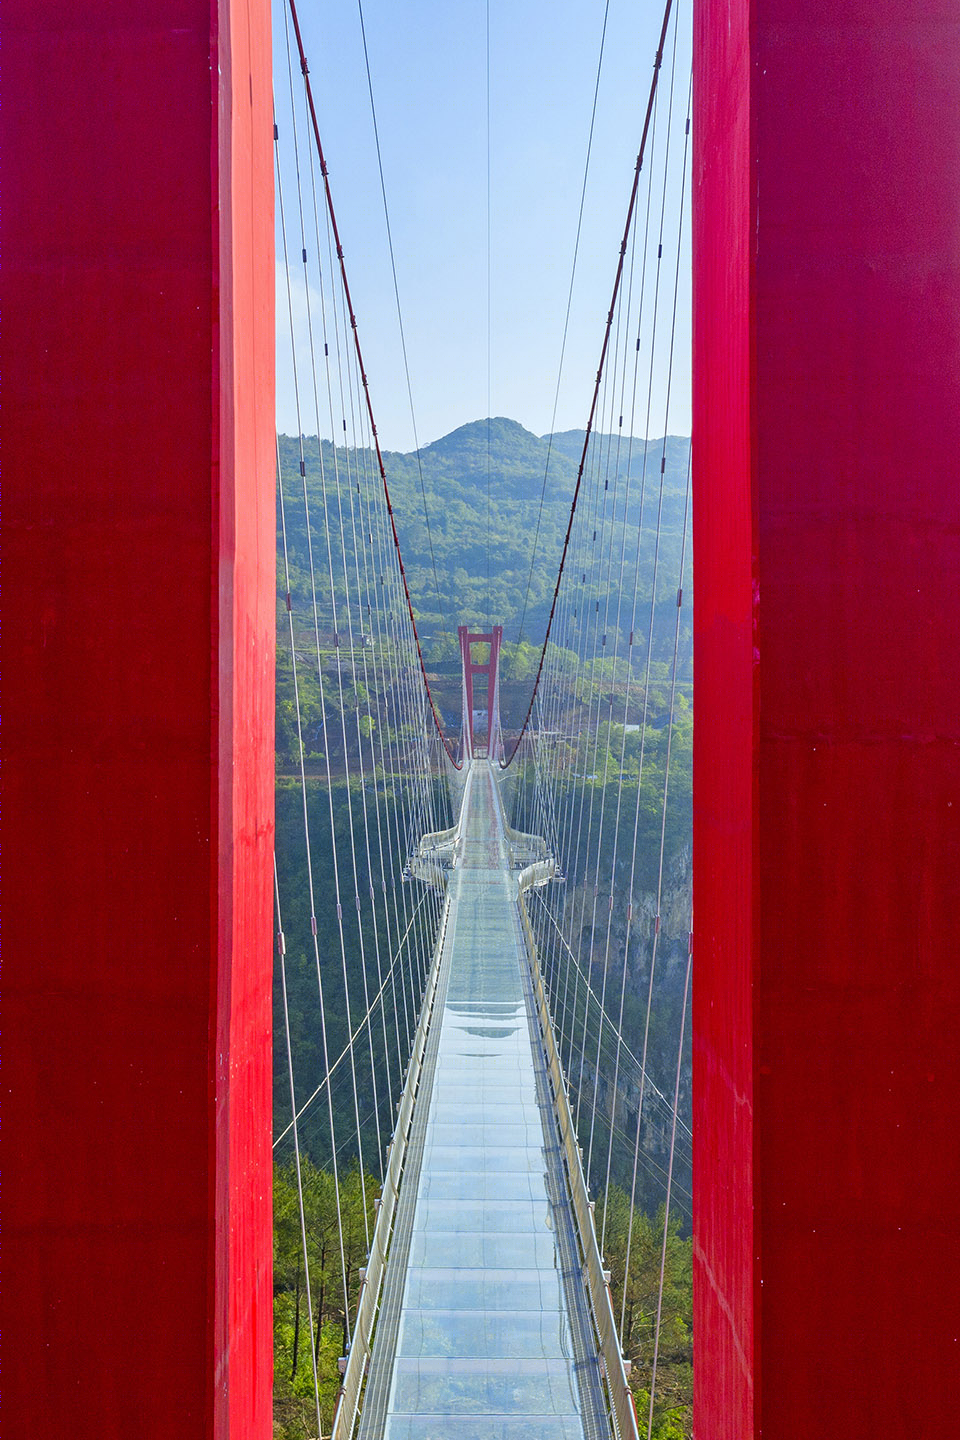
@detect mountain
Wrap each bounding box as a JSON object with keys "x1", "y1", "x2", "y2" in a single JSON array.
[
  {"x1": 415, "y1": 416, "x2": 554, "y2": 499},
  {"x1": 274, "y1": 415, "x2": 694, "y2": 1227},
  {"x1": 277, "y1": 417, "x2": 691, "y2": 663}
]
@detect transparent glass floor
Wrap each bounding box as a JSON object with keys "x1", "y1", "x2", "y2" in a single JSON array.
[{"x1": 380, "y1": 764, "x2": 590, "y2": 1439}]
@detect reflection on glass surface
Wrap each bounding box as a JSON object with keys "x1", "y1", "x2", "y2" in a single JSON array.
[
  {"x1": 421, "y1": 1146, "x2": 547, "y2": 1173},
  {"x1": 391, "y1": 1361, "x2": 580, "y2": 1416},
  {"x1": 413, "y1": 1198, "x2": 552, "y2": 1233},
  {"x1": 382, "y1": 769, "x2": 587, "y2": 1437},
  {"x1": 413, "y1": 1198, "x2": 552, "y2": 1232},
  {"x1": 431, "y1": 1083, "x2": 531, "y2": 1105},
  {"x1": 396, "y1": 1308, "x2": 575, "y2": 1360},
  {"x1": 409, "y1": 1229, "x2": 560, "y2": 1269},
  {"x1": 403, "y1": 1269, "x2": 566, "y2": 1314},
  {"x1": 385, "y1": 1418, "x2": 586, "y2": 1440},
  {"x1": 418, "y1": 1171, "x2": 550, "y2": 1202},
  {"x1": 425, "y1": 1123, "x2": 545, "y2": 1147}
]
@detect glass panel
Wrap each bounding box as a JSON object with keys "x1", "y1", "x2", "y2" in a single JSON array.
[
  {"x1": 424, "y1": 1124, "x2": 545, "y2": 1148},
  {"x1": 418, "y1": 1171, "x2": 551, "y2": 1202},
  {"x1": 429, "y1": 1101, "x2": 531, "y2": 1125},
  {"x1": 402, "y1": 1269, "x2": 566, "y2": 1313},
  {"x1": 385, "y1": 1417, "x2": 586, "y2": 1439},
  {"x1": 409, "y1": 1229, "x2": 559, "y2": 1269},
  {"x1": 421, "y1": 1145, "x2": 546, "y2": 1172},
  {"x1": 412, "y1": 1199, "x2": 552, "y2": 1234},
  {"x1": 376, "y1": 767, "x2": 589, "y2": 1440},
  {"x1": 431, "y1": 1083, "x2": 531, "y2": 1105},
  {"x1": 435, "y1": 1056, "x2": 531, "y2": 1074},
  {"x1": 396, "y1": 1309, "x2": 574, "y2": 1360},
  {"x1": 390, "y1": 1362, "x2": 580, "y2": 1416}
]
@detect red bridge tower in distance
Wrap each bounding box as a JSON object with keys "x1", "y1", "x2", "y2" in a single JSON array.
[{"x1": 458, "y1": 625, "x2": 503, "y2": 761}]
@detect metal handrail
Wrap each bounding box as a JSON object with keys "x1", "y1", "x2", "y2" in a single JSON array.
[
  {"x1": 329, "y1": 873, "x2": 457, "y2": 1439},
  {"x1": 517, "y1": 893, "x2": 640, "y2": 1440}
]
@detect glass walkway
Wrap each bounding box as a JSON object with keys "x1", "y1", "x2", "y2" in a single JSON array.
[{"x1": 356, "y1": 762, "x2": 611, "y2": 1440}]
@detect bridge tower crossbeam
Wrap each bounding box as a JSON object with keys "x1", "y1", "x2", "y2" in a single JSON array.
[{"x1": 458, "y1": 624, "x2": 503, "y2": 761}]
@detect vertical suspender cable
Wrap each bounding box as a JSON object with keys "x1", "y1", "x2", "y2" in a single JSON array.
[
  {"x1": 501, "y1": 0, "x2": 675, "y2": 765},
  {"x1": 282, "y1": 7, "x2": 371, "y2": 1234},
  {"x1": 511, "y1": 0, "x2": 613, "y2": 654},
  {"x1": 275, "y1": 421, "x2": 353, "y2": 1344},
  {"x1": 354, "y1": 0, "x2": 448, "y2": 646},
  {"x1": 620, "y1": 78, "x2": 692, "y2": 1334},
  {"x1": 274, "y1": 858, "x2": 325, "y2": 1437},
  {"x1": 485, "y1": 0, "x2": 493, "y2": 631},
  {"x1": 646, "y1": 947, "x2": 692, "y2": 1439},
  {"x1": 286, "y1": 0, "x2": 461, "y2": 768}
]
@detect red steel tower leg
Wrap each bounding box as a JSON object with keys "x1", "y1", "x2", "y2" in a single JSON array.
[
  {"x1": 458, "y1": 626, "x2": 504, "y2": 759},
  {"x1": 4, "y1": 3, "x2": 275, "y2": 1436},
  {"x1": 693, "y1": 2, "x2": 960, "y2": 1435}
]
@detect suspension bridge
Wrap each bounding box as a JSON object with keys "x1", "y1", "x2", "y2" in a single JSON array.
[
  {"x1": 269, "y1": 5, "x2": 694, "y2": 1418},
  {"x1": 7, "y1": 1, "x2": 960, "y2": 1439}
]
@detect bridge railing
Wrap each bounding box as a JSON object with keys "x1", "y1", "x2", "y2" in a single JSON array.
[
  {"x1": 330, "y1": 884, "x2": 454, "y2": 1440},
  {"x1": 406, "y1": 817, "x2": 462, "y2": 887},
  {"x1": 514, "y1": 857, "x2": 556, "y2": 890},
  {"x1": 415, "y1": 821, "x2": 460, "y2": 853},
  {"x1": 517, "y1": 886, "x2": 641, "y2": 1440}
]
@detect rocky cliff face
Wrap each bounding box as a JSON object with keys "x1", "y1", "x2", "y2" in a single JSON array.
[{"x1": 545, "y1": 842, "x2": 692, "y2": 1221}]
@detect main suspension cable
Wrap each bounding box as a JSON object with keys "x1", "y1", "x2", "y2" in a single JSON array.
[
  {"x1": 286, "y1": 0, "x2": 461, "y2": 767},
  {"x1": 511, "y1": 0, "x2": 613, "y2": 655},
  {"x1": 354, "y1": 0, "x2": 448, "y2": 645},
  {"x1": 500, "y1": 0, "x2": 675, "y2": 767}
]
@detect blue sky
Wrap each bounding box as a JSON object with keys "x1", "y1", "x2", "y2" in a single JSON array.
[{"x1": 274, "y1": 0, "x2": 691, "y2": 450}]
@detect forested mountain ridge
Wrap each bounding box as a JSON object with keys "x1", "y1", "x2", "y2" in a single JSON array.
[
  {"x1": 277, "y1": 417, "x2": 691, "y2": 664},
  {"x1": 275, "y1": 416, "x2": 693, "y2": 1209},
  {"x1": 273, "y1": 418, "x2": 694, "y2": 1438}
]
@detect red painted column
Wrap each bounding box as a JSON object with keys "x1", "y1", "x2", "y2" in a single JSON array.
[
  {"x1": 693, "y1": 3, "x2": 960, "y2": 1436},
  {"x1": 458, "y1": 627, "x2": 503, "y2": 757},
  {"x1": 459, "y1": 626, "x2": 478, "y2": 756},
  {"x1": 4, "y1": 4, "x2": 274, "y2": 1436}
]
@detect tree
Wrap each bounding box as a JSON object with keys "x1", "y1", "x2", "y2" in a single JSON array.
[
  {"x1": 273, "y1": 1160, "x2": 379, "y2": 1440},
  {"x1": 597, "y1": 1189, "x2": 693, "y2": 1438}
]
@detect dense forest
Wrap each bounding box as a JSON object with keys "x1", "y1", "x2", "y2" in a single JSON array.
[
  {"x1": 274, "y1": 418, "x2": 693, "y2": 1436},
  {"x1": 274, "y1": 1163, "x2": 691, "y2": 1440},
  {"x1": 276, "y1": 417, "x2": 691, "y2": 677},
  {"x1": 514, "y1": 713, "x2": 693, "y2": 1214},
  {"x1": 273, "y1": 774, "x2": 451, "y2": 1168}
]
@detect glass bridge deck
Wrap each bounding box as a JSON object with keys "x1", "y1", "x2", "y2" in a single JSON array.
[{"x1": 358, "y1": 762, "x2": 609, "y2": 1440}]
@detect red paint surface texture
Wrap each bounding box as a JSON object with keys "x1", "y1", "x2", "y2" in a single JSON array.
[{"x1": 694, "y1": 2, "x2": 960, "y2": 1436}]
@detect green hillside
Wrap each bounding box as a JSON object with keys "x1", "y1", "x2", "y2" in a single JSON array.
[
  {"x1": 277, "y1": 417, "x2": 691, "y2": 673},
  {"x1": 273, "y1": 418, "x2": 694, "y2": 1438}
]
